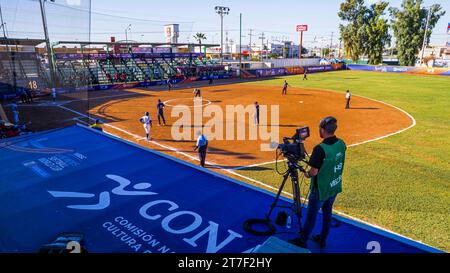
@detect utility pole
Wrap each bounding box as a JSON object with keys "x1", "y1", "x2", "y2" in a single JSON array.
[
  {"x1": 330, "y1": 31, "x2": 334, "y2": 57},
  {"x1": 225, "y1": 31, "x2": 229, "y2": 57},
  {"x1": 239, "y1": 13, "x2": 242, "y2": 78},
  {"x1": 420, "y1": 5, "x2": 433, "y2": 65},
  {"x1": 259, "y1": 32, "x2": 265, "y2": 61},
  {"x1": 248, "y1": 29, "x2": 253, "y2": 54},
  {"x1": 39, "y1": 0, "x2": 57, "y2": 89},
  {"x1": 215, "y1": 6, "x2": 230, "y2": 65}
]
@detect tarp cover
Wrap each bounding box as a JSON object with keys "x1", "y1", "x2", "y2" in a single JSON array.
[{"x1": 0, "y1": 126, "x2": 440, "y2": 253}]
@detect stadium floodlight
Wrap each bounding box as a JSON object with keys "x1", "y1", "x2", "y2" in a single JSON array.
[
  {"x1": 125, "y1": 24, "x2": 132, "y2": 42},
  {"x1": 125, "y1": 24, "x2": 132, "y2": 52},
  {"x1": 215, "y1": 6, "x2": 230, "y2": 65},
  {"x1": 420, "y1": 5, "x2": 435, "y2": 65}
]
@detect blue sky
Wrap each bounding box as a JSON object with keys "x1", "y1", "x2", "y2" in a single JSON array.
[{"x1": 0, "y1": 0, "x2": 449, "y2": 46}]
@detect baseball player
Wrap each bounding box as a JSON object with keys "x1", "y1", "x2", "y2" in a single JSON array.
[
  {"x1": 139, "y1": 112, "x2": 152, "y2": 140},
  {"x1": 345, "y1": 90, "x2": 351, "y2": 109},
  {"x1": 193, "y1": 88, "x2": 201, "y2": 98},
  {"x1": 303, "y1": 70, "x2": 308, "y2": 80},
  {"x1": 254, "y1": 101, "x2": 260, "y2": 125},
  {"x1": 282, "y1": 80, "x2": 289, "y2": 95},
  {"x1": 157, "y1": 99, "x2": 167, "y2": 126}
]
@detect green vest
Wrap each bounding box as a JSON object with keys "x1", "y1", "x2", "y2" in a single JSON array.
[{"x1": 312, "y1": 139, "x2": 346, "y2": 201}]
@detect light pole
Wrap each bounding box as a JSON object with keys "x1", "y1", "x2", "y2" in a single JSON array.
[
  {"x1": 420, "y1": 5, "x2": 434, "y2": 66},
  {"x1": 125, "y1": 24, "x2": 132, "y2": 53},
  {"x1": 39, "y1": 0, "x2": 57, "y2": 89},
  {"x1": 215, "y1": 6, "x2": 230, "y2": 65}
]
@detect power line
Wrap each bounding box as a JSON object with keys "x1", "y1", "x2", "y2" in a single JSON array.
[{"x1": 42, "y1": 0, "x2": 195, "y2": 24}]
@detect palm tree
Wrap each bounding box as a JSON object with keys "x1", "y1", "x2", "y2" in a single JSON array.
[{"x1": 193, "y1": 33, "x2": 207, "y2": 53}]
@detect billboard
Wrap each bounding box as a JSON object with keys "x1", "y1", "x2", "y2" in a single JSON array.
[
  {"x1": 164, "y1": 24, "x2": 179, "y2": 44},
  {"x1": 296, "y1": 25, "x2": 308, "y2": 32}
]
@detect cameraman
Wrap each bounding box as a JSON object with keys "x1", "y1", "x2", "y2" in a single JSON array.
[{"x1": 291, "y1": 116, "x2": 346, "y2": 249}]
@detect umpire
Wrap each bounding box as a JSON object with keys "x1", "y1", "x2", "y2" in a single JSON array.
[
  {"x1": 290, "y1": 116, "x2": 346, "y2": 249},
  {"x1": 194, "y1": 131, "x2": 208, "y2": 167}
]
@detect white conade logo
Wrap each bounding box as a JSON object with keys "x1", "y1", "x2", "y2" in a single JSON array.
[{"x1": 48, "y1": 174, "x2": 243, "y2": 253}]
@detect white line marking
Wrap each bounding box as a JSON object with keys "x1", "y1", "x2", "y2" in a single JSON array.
[
  {"x1": 163, "y1": 98, "x2": 212, "y2": 108},
  {"x1": 58, "y1": 105, "x2": 217, "y2": 166},
  {"x1": 78, "y1": 93, "x2": 140, "y2": 101}
]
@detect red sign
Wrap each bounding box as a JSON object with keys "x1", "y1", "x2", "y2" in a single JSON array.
[{"x1": 296, "y1": 25, "x2": 308, "y2": 32}]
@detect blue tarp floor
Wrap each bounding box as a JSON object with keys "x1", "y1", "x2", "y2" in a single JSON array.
[{"x1": 0, "y1": 125, "x2": 442, "y2": 253}]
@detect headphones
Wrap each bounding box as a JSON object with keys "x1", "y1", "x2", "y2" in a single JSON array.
[{"x1": 320, "y1": 116, "x2": 337, "y2": 129}]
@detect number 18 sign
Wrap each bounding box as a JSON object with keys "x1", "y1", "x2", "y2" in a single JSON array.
[{"x1": 296, "y1": 25, "x2": 308, "y2": 32}]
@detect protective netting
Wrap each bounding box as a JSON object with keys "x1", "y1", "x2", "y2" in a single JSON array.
[
  {"x1": 0, "y1": 0, "x2": 92, "y2": 134},
  {"x1": 0, "y1": 0, "x2": 197, "y2": 136}
]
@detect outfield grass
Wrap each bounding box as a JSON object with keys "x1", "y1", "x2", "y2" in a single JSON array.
[{"x1": 237, "y1": 71, "x2": 450, "y2": 252}]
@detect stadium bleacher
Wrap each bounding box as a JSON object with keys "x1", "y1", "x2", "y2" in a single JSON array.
[{"x1": 0, "y1": 39, "x2": 231, "y2": 98}]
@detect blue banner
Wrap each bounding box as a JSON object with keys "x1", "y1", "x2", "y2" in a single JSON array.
[
  {"x1": 55, "y1": 53, "x2": 205, "y2": 60},
  {"x1": 347, "y1": 64, "x2": 416, "y2": 73}
]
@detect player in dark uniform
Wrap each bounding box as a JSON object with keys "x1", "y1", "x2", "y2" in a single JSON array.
[
  {"x1": 303, "y1": 70, "x2": 308, "y2": 80},
  {"x1": 254, "y1": 101, "x2": 260, "y2": 125},
  {"x1": 193, "y1": 88, "x2": 201, "y2": 98},
  {"x1": 157, "y1": 99, "x2": 167, "y2": 126},
  {"x1": 209, "y1": 73, "x2": 214, "y2": 84},
  {"x1": 282, "y1": 80, "x2": 289, "y2": 95}
]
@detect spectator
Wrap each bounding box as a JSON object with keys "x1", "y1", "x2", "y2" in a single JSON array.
[
  {"x1": 18, "y1": 88, "x2": 27, "y2": 104},
  {"x1": 10, "y1": 101, "x2": 19, "y2": 125},
  {"x1": 90, "y1": 119, "x2": 103, "y2": 132},
  {"x1": 25, "y1": 89, "x2": 33, "y2": 103},
  {"x1": 51, "y1": 88, "x2": 57, "y2": 102}
]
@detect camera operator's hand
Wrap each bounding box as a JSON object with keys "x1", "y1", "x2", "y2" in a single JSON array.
[{"x1": 304, "y1": 167, "x2": 318, "y2": 179}]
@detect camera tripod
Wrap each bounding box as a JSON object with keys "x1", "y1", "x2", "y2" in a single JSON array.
[{"x1": 266, "y1": 159, "x2": 306, "y2": 234}]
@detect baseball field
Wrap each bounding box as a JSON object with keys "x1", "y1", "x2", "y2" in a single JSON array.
[{"x1": 11, "y1": 70, "x2": 450, "y2": 251}]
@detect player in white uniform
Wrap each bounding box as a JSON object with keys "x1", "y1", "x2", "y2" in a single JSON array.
[{"x1": 139, "y1": 112, "x2": 152, "y2": 140}]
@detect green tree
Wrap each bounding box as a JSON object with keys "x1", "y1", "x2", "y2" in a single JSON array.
[
  {"x1": 365, "y1": 1, "x2": 390, "y2": 65},
  {"x1": 390, "y1": 0, "x2": 445, "y2": 66},
  {"x1": 193, "y1": 33, "x2": 207, "y2": 53},
  {"x1": 338, "y1": 0, "x2": 368, "y2": 62},
  {"x1": 321, "y1": 48, "x2": 330, "y2": 57}
]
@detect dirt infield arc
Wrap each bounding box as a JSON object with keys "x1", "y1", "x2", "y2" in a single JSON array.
[{"x1": 80, "y1": 83, "x2": 413, "y2": 169}]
